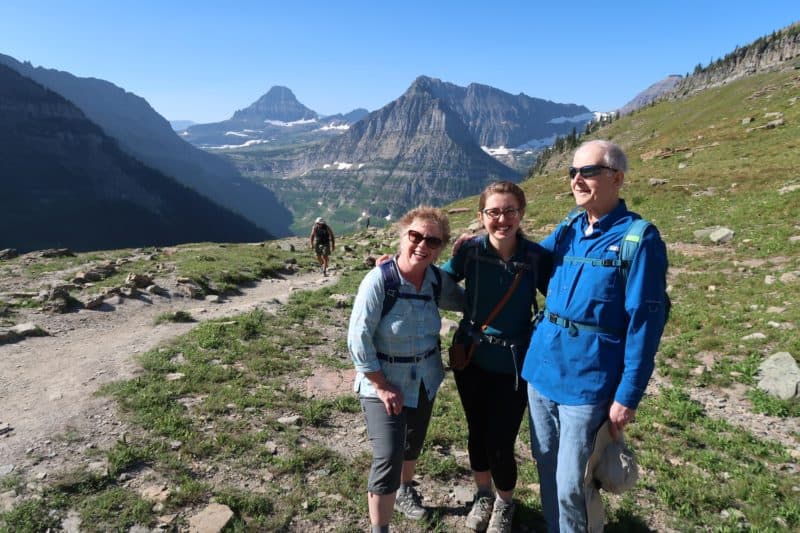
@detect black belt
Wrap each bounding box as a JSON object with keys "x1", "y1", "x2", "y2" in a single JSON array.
[{"x1": 377, "y1": 347, "x2": 438, "y2": 364}]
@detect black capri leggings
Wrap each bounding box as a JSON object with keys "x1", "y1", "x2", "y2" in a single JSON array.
[
  {"x1": 454, "y1": 363, "x2": 528, "y2": 492},
  {"x1": 360, "y1": 382, "x2": 434, "y2": 494}
]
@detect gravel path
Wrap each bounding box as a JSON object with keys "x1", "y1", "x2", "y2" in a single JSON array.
[{"x1": 0, "y1": 270, "x2": 333, "y2": 477}]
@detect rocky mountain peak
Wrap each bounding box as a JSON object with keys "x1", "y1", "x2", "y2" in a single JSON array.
[
  {"x1": 405, "y1": 78, "x2": 592, "y2": 148},
  {"x1": 618, "y1": 75, "x2": 683, "y2": 115},
  {"x1": 231, "y1": 85, "x2": 317, "y2": 123}
]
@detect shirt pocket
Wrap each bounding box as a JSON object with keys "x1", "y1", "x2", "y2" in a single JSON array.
[{"x1": 584, "y1": 252, "x2": 621, "y2": 302}]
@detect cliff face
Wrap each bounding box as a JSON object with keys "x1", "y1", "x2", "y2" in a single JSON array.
[
  {"x1": 423, "y1": 77, "x2": 592, "y2": 147},
  {"x1": 669, "y1": 22, "x2": 800, "y2": 98},
  {"x1": 228, "y1": 76, "x2": 594, "y2": 229},
  {"x1": 281, "y1": 78, "x2": 521, "y2": 213},
  {"x1": 0, "y1": 64, "x2": 269, "y2": 252}
]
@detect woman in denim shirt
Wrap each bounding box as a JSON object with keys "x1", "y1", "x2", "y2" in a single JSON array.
[{"x1": 348, "y1": 206, "x2": 463, "y2": 533}]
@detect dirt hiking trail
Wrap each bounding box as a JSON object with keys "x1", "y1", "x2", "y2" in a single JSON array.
[{"x1": 0, "y1": 271, "x2": 333, "y2": 476}]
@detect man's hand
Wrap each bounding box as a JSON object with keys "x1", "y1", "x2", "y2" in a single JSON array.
[
  {"x1": 376, "y1": 254, "x2": 392, "y2": 266},
  {"x1": 451, "y1": 233, "x2": 473, "y2": 255},
  {"x1": 608, "y1": 401, "x2": 636, "y2": 440}
]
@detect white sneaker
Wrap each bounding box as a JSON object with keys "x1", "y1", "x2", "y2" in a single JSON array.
[
  {"x1": 487, "y1": 499, "x2": 514, "y2": 533},
  {"x1": 394, "y1": 486, "x2": 427, "y2": 520},
  {"x1": 466, "y1": 492, "x2": 494, "y2": 531}
]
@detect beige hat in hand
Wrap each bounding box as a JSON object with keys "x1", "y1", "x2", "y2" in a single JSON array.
[{"x1": 584, "y1": 420, "x2": 640, "y2": 532}]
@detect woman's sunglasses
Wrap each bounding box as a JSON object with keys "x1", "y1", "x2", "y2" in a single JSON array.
[
  {"x1": 407, "y1": 229, "x2": 443, "y2": 249},
  {"x1": 568, "y1": 165, "x2": 617, "y2": 179}
]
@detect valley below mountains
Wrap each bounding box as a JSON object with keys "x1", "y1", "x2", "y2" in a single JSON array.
[{"x1": 190, "y1": 76, "x2": 592, "y2": 234}]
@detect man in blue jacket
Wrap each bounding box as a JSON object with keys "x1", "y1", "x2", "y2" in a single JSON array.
[{"x1": 521, "y1": 140, "x2": 668, "y2": 532}]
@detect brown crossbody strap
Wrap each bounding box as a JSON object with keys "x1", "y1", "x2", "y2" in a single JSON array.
[
  {"x1": 480, "y1": 270, "x2": 524, "y2": 333},
  {"x1": 459, "y1": 267, "x2": 525, "y2": 368}
]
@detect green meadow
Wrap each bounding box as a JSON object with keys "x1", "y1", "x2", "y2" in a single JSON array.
[{"x1": 2, "y1": 65, "x2": 799, "y2": 532}]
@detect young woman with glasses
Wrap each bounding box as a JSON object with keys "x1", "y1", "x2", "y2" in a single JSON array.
[
  {"x1": 348, "y1": 206, "x2": 464, "y2": 533},
  {"x1": 439, "y1": 181, "x2": 551, "y2": 533}
]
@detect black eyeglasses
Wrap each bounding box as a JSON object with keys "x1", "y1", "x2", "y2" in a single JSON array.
[
  {"x1": 481, "y1": 207, "x2": 522, "y2": 220},
  {"x1": 407, "y1": 229, "x2": 443, "y2": 249},
  {"x1": 568, "y1": 165, "x2": 617, "y2": 179}
]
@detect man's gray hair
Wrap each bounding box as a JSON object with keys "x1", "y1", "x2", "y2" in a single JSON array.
[{"x1": 580, "y1": 140, "x2": 628, "y2": 173}]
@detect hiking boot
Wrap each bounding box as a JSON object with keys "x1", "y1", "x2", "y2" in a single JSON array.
[
  {"x1": 487, "y1": 499, "x2": 515, "y2": 533},
  {"x1": 465, "y1": 492, "x2": 494, "y2": 531},
  {"x1": 394, "y1": 486, "x2": 427, "y2": 520}
]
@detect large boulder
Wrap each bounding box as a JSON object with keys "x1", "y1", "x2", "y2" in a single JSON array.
[{"x1": 757, "y1": 352, "x2": 800, "y2": 400}]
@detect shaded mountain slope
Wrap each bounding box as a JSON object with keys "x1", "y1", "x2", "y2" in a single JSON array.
[
  {"x1": 0, "y1": 64, "x2": 269, "y2": 252},
  {"x1": 0, "y1": 53, "x2": 292, "y2": 237}
]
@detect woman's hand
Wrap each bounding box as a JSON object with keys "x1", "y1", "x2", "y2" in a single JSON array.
[
  {"x1": 451, "y1": 232, "x2": 473, "y2": 255},
  {"x1": 376, "y1": 383, "x2": 404, "y2": 416}
]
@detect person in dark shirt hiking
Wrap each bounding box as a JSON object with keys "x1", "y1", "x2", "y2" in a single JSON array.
[{"x1": 309, "y1": 217, "x2": 335, "y2": 276}]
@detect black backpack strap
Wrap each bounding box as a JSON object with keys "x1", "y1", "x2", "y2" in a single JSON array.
[
  {"x1": 380, "y1": 260, "x2": 436, "y2": 318},
  {"x1": 379, "y1": 260, "x2": 401, "y2": 318},
  {"x1": 429, "y1": 265, "x2": 442, "y2": 307}
]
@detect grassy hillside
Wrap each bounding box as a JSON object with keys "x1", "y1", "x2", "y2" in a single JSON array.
[{"x1": 2, "y1": 67, "x2": 799, "y2": 531}]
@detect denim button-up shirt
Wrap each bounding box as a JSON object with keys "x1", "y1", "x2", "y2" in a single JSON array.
[
  {"x1": 348, "y1": 260, "x2": 464, "y2": 407},
  {"x1": 521, "y1": 201, "x2": 668, "y2": 408}
]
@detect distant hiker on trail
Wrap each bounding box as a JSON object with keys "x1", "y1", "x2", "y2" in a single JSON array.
[
  {"x1": 309, "y1": 217, "x2": 335, "y2": 276},
  {"x1": 440, "y1": 181, "x2": 551, "y2": 533},
  {"x1": 348, "y1": 206, "x2": 464, "y2": 532},
  {"x1": 522, "y1": 140, "x2": 669, "y2": 532}
]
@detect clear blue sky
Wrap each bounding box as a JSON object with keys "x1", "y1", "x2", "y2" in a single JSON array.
[{"x1": 1, "y1": 1, "x2": 796, "y2": 123}]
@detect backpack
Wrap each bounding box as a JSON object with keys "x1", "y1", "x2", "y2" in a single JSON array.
[
  {"x1": 314, "y1": 224, "x2": 331, "y2": 245},
  {"x1": 379, "y1": 260, "x2": 442, "y2": 318},
  {"x1": 555, "y1": 209, "x2": 670, "y2": 322}
]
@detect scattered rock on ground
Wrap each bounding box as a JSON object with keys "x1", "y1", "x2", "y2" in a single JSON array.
[
  {"x1": 10, "y1": 323, "x2": 48, "y2": 338},
  {"x1": 757, "y1": 352, "x2": 800, "y2": 400},
  {"x1": 187, "y1": 503, "x2": 234, "y2": 533}
]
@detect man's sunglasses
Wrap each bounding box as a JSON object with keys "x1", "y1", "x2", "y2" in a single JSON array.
[
  {"x1": 407, "y1": 229, "x2": 443, "y2": 249},
  {"x1": 568, "y1": 165, "x2": 617, "y2": 179}
]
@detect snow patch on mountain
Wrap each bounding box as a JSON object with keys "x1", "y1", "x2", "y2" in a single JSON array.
[
  {"x1": 318, "y1": 123, "x2": 350, "y2": 131},
  {"x1": 208, "y1": 139, "x2": 270, "y2": 150},
  {"x1": 547, "y1": 112, "x2": 595, "y2": 124},
  {"x1": 265, "y1": 118, "x2": 318, "y2": 127}
]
